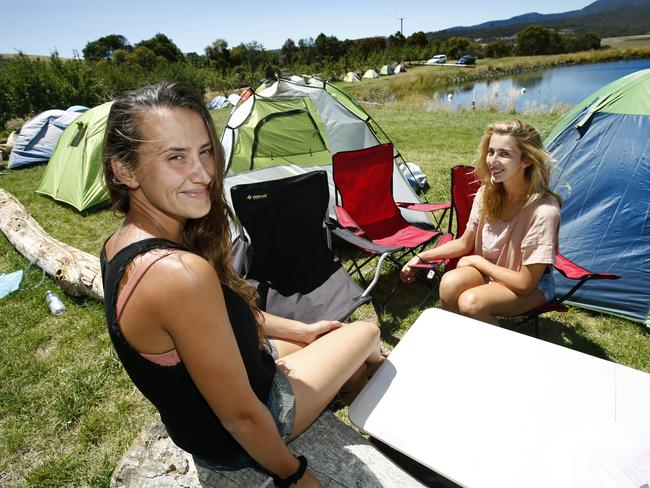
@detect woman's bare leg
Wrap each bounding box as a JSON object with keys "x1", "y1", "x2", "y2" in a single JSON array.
[
  {"x1": 270, "y1": 334, "x2": 381, "y2": 405},
  {"x1": 270, "y1": 338, "x2": 306, "y2": 358},
  {"x1": 439, "y1": 267, "x2": 487, "y2": 313},
  {"x1": 276, "y1": 321, "x2": 381, "y2": 440},
  {"x1": 457, "y1": 281, "x2": 548, "y2": 325}
]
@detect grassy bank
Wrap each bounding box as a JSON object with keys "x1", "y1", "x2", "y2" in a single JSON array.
[
  {"x1": 1, "y1": 106, "x2": 649, "y2": 486},
  {"x1": 341, "y1": 47, "x2": 650, "y2": 102}
]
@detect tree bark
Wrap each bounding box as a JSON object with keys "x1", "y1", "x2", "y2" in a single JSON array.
[{"x1": 0, "y1": 189, "x2": 103, "y2": 300}]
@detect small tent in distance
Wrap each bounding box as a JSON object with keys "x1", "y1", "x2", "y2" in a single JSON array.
[
  {"x1": 343, "y1": 72, "x2": 360, "y2": 82},
  {"x1": 37, "y1": 102, "x2": 112, "y2": 211},
  {"x1": 395, "y1": 64, "x2": 407, "y2": 73},
  {"x1": 362, "y1": 69, "x2": 379, "y2": 79},
  {"x1": 8, "y1": 107, "x2": 87, "y2": 169},
  {"x1": 546, "y1": 68, "x2": 650, "y2": 325},
  {"x1": 208, "y1": 95, "x2": 232, "y2": 110},
  {"x1": 379, "y1": 65, "x2": 394, "y2": 76}
]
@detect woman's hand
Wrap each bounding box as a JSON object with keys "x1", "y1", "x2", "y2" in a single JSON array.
[
  {"x1": 400, "y1": 256, "x2": 421, "y2": 283},
  {"x1": 301, "y1": 320, "x2": 343, "y2": 343},
  {"x1": 457, "y1": 255, "x2": 485, "y2": 269}
]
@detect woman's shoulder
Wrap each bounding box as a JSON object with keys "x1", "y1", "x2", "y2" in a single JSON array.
[
  {"x1": 146, "y1": 250, "x2": 218, "y2": 290},
  {"x1": 529, "y1": 193, "x2": 561, "y2": 220}
]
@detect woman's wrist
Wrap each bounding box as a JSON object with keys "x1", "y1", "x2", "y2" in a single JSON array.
[
  {"x1": 414, "y1": 254, "x2": 424, "y2": 263},
  {"x1": 272, "y1": 455, "x2": 308, "y2": 487}
]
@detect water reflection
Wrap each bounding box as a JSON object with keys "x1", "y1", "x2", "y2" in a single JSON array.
[{"x1": 431, "y1": 59, "x2": 650, "y2": 112}]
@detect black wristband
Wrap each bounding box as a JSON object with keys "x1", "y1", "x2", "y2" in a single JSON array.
[
  {"x1": 272, "y1": 455, "x2": 308, "y2": 487},
  {"x1": 415, "y1": 254, "x2": 424, "y2": 263}
]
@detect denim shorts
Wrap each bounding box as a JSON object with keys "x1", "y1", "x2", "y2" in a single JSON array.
[
  {"x1": 538, "y1": 270, "x2": 556, "y2": 303},
  {"x1": 193, "y1": 365, "x2": 296, "y2": 471}
]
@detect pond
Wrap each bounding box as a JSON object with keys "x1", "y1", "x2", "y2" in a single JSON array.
[{"x1": 433, "y1": 59, "x2": 650, "y2": 112}]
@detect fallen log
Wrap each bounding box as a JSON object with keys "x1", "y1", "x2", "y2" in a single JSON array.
[
  {"x1": 0, "y1": 189, "x2": 103, "y2": 300},
  {"x1": 111, "y1": 411, "x2": 426, "y2": 488}
]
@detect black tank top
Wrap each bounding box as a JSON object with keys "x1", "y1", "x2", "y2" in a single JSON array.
[{"x1": 100, "y1": 238, "x2": 276, "y2": 463}]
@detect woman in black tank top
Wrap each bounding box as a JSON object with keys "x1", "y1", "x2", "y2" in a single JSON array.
[{"x1": 100, "y1": 81, "x2": 384, "y2": 487}]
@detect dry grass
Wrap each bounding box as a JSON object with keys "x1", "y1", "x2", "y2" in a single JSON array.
[{"x1": 602, "y1": 34, "x2": 650, "y2": 49}]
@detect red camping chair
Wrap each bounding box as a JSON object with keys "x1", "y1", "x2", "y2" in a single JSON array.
[
  {"x1": 329, "y1": 143, "x2": 449, "y2": 299},
  {"x1": 411, "y1": 165, "x2": 620, "y2": 335}
]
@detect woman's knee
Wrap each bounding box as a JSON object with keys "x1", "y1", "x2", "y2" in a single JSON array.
[
  {"x1": 348, "y1": 321, "x2": 380, "y2": 343},
  {"x1": 457, "y1": 289, "x2": 485, "y2": 317},
  {"x1": 440, "y1": 270, "x2": 467, "y2": 302}
]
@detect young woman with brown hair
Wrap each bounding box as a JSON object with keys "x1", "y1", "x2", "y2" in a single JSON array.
[{"x1": 100, "y1": 81, "x2": 383, "y2": 487}]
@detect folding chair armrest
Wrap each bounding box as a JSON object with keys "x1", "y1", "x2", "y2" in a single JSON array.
[
  {"x1": 395, "y1": 202, "x2": 451, "y2": 213},
  {"x1": 328, "y1": 224, "x2": 403, "y2": 254},
  {"x1": 552, "y1": 254, "x2": 620, "y2": 304},
  {"x1": 553, "y1": 254, "x2": 620, "y2": 281}
]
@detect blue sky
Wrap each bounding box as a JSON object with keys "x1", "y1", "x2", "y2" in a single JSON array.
[{"x1": 4, "y1": 0, "x2": 592, "y2": 58}]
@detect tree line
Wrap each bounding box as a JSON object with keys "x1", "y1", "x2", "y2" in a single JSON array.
[{"x1": 0, "y1": 25, "x2": 601, "y2": 129}]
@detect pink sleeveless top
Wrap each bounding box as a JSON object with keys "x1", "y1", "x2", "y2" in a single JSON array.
[{"x1": 116, "y1": 249, "x2": 182, "y2": 366}]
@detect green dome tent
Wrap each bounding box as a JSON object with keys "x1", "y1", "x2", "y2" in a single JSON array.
[
  {"x1": 37, "y1": 102, "x2": 112, "y2": 211},
  {"x1": 221, "y1": 77, "x2": 430, "y2": 227},
  {"x1": 545, "y1": 68, "x2": 650, "y2": 325}
]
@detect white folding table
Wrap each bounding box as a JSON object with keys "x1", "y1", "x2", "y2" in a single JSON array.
[{"x1": 349, "y1": 308, "x2": 650, "y2": 488}]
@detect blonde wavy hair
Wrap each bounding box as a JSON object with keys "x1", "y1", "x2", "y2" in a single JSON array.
[
  {"x1": 102, "y1": 81, "x2": 265, "y2": 347},
  {"x1": 474, "y1": 119, "x2": 562, "y2": 221}
]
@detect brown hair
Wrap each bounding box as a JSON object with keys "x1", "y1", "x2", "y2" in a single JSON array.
[
  {"x1": 103, "y1": 81, "x2": 265, "y2": 346},
  {"x1": 474, "y1": 119, "x2": 562, "y2": 221}
]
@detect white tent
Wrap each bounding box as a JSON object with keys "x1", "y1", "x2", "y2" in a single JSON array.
[
  {"x1": 288, "y1": 74, "x2": 307, "y2": 84},
  {"x1": 343, "y1": 72, "x2": 360, "y2": 82},
  {"x1": 362, "y1": 69, "x2": 379, "y2": 79},
  {"x1": 227, "y1": 93, "x2": 241, "y2": 107},
  {"x1": 208, "y1": 95, "x2": 232, "y2": 110},
  {"x1": 395, "y1": 64, "x2": 407, "y2": 73}
]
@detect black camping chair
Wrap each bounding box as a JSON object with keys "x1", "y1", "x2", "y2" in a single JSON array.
[{"x1": 230, "y1": 171, "x2": 372, "y2": 323}]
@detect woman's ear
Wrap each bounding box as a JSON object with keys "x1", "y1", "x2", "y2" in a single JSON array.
[{"x1": 111, "y1": 158, "x2": 139, "y2": 189}]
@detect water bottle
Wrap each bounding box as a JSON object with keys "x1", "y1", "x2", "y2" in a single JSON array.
[{"x1": 45, "y1": 290, "x2": 65, "y2": 316}]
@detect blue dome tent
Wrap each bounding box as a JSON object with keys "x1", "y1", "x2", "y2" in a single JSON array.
[
  {"x1": 8, "y1": 107, "x2": 87, "y2": 169},
  {"x1": 545, "y1": 69, "x2": 650, "y2": 325}
]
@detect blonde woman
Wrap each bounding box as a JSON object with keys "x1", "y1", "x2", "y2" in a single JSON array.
[{"x1": 401, "y1": 120, "x2": 562, "y2": 325}]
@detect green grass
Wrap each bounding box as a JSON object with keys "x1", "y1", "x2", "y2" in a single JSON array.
[{"x1": 1, "y1": 103, "x2": 648, "y2": 486}]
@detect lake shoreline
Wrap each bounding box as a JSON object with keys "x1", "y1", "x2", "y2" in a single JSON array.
[{"x1": 342, "y1": 47, "x2": 650, "y2": 102}]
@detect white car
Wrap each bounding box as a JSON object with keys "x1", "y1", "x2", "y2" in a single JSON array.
[{"x1": 426, "y1": 54, "x2": 447, "y2": 65}]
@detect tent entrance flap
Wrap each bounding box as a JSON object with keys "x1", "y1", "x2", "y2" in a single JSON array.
[{"x1": 251, "y1": 109, "x2": 330, "y2": 170}]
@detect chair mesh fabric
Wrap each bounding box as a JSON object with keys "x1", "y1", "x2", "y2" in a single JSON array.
[{"x1": 230, "y1": 171, "x2": 369, "y2": 323}]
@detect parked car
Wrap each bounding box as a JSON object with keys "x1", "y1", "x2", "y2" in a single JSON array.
[
  {"x1": 426, "y1": 54, "x2": 447, "y2": 65},
  {"x1": 456, "y1": 55, "x2": 476, "y2": 65}
]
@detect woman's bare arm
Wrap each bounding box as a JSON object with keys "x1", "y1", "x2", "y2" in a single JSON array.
[
  {"x1": 262, "y1": 313, "x2": 343, "y2": 344},
  {"x1": 456, "y1": 255, "x2": 548, "y2": 295},
  {"x1": 140, "y1": 254, "x2": 306, "y2": 479}
]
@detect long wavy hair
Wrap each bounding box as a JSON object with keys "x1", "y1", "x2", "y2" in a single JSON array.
[
  {"x1": 474, "y1": 119, "x2": 562, "y2": 221},
  {"x1": 102, "y1": 81, "x2": 265, "y2": 346}
]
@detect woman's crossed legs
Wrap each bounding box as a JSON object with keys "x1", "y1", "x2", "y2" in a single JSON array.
[{"x1": 440, "y1": 266, "x2": 547, "y2": 325}]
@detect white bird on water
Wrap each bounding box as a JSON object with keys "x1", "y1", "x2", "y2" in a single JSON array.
[
  {"x1": 520, "y1": 87, "x2": 527, "y2": 95},
  {"x1": 447, "y1": 93, "x2": 454, "y2": 102}
]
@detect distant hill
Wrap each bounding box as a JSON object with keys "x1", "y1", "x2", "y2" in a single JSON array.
[{"x1": 431, "y1": 0, "x2": 650, "y2": 40}]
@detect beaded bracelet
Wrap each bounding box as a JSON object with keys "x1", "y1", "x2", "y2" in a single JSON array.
[{"x1": 272, "y1": 455, "x2": 308, "y2": 487}]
